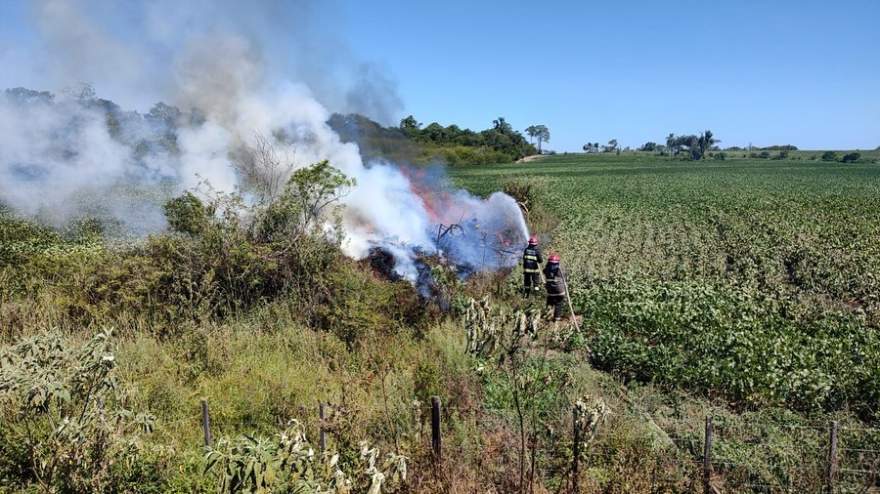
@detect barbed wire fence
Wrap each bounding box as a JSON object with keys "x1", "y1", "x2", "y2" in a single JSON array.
[{"x1": 194, "y1": 396, "x2": 880, "y2": 493}]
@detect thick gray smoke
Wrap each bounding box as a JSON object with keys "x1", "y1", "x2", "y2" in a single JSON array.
[{"x1": 0, "y1": 0, "x2": 528, "y2": 280}]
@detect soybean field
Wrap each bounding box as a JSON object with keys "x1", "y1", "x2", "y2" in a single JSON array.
[{"x1": 452, "y1": 153, "x2": 880, "y2": 417}]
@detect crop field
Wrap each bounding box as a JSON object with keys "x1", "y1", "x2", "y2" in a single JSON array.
[
  {"x1": 453, "y1": 153, "x2": 880, "y2": 416},
  {"x1": 3, "y1": 151, "x2": 880, "y2": 493}
]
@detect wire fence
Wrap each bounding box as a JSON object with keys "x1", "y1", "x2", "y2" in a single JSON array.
[{"x1": 191, "y1": 397, "x2": 880, "y2": 493}]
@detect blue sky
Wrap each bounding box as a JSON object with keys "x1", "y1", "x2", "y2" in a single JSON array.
[
  {"x1": 1, "y1": 0, "x2": 877, "y2": 151},
  {"x1": 339, "y1": 0, "x2": 879, "y2": 151}
]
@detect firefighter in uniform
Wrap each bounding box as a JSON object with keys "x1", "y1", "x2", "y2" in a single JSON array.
[
  {"x1": 522, "y1": 235, "x2": 543, "y2": 297},
  {"x1": 543, "y1": 254, "x2": 566, "y2": 321}
]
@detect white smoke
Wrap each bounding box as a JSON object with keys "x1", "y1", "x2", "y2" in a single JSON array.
[{"x1": 0, "y1": 0, "x2": 528, "y2": 280}]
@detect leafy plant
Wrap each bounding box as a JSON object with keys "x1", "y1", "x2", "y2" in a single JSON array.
[
  {"x1": 204, "y1": 419, "x2": 407, "y2": 493},
  {"x1": 0, "y1": 329, "x2": 156, "y2": 492}
]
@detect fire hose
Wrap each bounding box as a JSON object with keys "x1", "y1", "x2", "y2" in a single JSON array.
[{"x1": 559, "y1": 268, "x2": 582, "y2": 332}]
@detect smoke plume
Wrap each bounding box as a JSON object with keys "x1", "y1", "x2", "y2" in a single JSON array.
[{"x1": 0, "y1": 0, "x2": 528, "y2": 280}]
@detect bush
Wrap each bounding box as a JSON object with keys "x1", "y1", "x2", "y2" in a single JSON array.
[
  {"x1": 0, "y1": 330, "x2": 158, "y2": 492},
  {"x1": 713, "y1": 152, "x2": 727, "y2": 161},
  {"x1": 163, "y1": 191, "x2": 209, "y2": 235},
  {"x1": 75, "y1": 162, "x2": 356, "y2": 333},
  {"x1": 841, "y1": 152, "x2": 861, "y2": 163},
  {"x1": 314, "y1": 260, "x2": 427, "y2": 348},
  {"x1": 205, "y1": 420, "x2": 407, "y2": 493},
  {"x1": 821, "y1": 151, "x2": 838, "y2": 161}
]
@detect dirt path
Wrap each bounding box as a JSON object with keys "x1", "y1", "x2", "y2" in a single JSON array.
[{"x1": 515, "y1": 154, "x2": 547, "y2": 164}]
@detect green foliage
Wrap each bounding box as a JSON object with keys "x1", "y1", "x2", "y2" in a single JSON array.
[
  {"x1": 664, "y1": 132, "x2": 717, "y2": 160},
  {"x1": 164, "y1": 191, "x2": 210, "y2": 235},
  {"x1": 0, "y1": 329, "x2": 157, "y2": 492},
  {"x1": 204, "y1": 420, "x2": 407, "y2": 494},
  {"x1": 841, "y1": 152, "x2": 861, "y2": 163},
  {"x1": 583, "y1": 278, "x2": 880, "y2": 412},
  {"x1": 524, "y1": 124, "x2": 550, "y2": 153},
  {"x1": 406, "y1": 116, "x2": 536, "y2": 163},
  {"x1": 821, "y1": 150, "x2": 838, "y2": 161},
  {"x1": 314, "y1": 262, "x2": 427, "y2": 349},
  {"x1": 452, "y1": 153, "x2": 880, "y2": 415},
  {"x1": 255, "y1": 160, "x2": 355, "y2": 244},
  {"x1": 330, "y1": 112, "x2": 536, "y2": 165}
]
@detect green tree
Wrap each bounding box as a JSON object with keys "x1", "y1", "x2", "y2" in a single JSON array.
[
  {"x1": 841, "y1": 152, "x2": 861, "y2": 163},
  {"x1": 399, "y1": 114, "x2": 420, "y2": 131},
  {"x1": 255, "y1": 160, "x2": 355, "y2": 244},
  {"x1": 697, "y1": 130, "x2": 718, "y2": 159},
  {"x1": 492, "y1": 117, "x2": 513, "y2": 134},
  {"x1": 525, "y1": 125, "x2": 551, "y2": 153},
  {"x1": 821, "y1": 151, "x2": 838, "y2": 161},
  {"x1": 666, "y1": 133, "x2": 675, "y2": 153}
]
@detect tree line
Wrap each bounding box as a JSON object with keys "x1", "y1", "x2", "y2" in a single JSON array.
[
  {"x1": 399, "y1": 115, "x2": 539, "y2": 161},
  {"x1": 583, "y1": 131, "x2": 719, "y2": 160}
]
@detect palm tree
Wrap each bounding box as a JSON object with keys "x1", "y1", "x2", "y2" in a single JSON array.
[{"x1": 698, "y1": 130, "x2": 717, "y2": 159}]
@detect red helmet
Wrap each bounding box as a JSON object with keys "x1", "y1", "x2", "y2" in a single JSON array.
[
  {"x1": 528, "y1": 235, "x2": 538, "y2": 245},
  {"x1": 548, "y1": 253, "x2": 561, "y2": 263}
]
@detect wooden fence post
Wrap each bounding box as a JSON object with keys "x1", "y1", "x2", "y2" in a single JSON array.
[
  {"x1": 826, "y1": 421, "x2": 839, "y2": 494},
  {"x1": 572, "y1": 406, "x2": 581, "y2": 494},
  {"x1": 431, "y1": 396, "x2": 442, "y2": 462},
  {"x1": 319, "y1": 402, "x2": 327, "y2": 453},
  {"x1": 201, "y1": 398, "x2": 212, "y2": 447},
  {"x1": 703, "y1": 415, "x2": 713, "y2": 494}
]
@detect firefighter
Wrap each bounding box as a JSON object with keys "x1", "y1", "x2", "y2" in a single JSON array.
[
  {"x1": 543, "y1": 254, "x2": 566, "y2": 321},
  {"x1": 522, "y1": 235, "x2": 543, "y2": 297}
]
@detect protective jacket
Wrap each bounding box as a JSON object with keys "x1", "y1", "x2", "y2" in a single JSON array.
[
  {"x1": 523, "y1": 246, "x2": 543, "y2": 273},
  {"x1": 543, "y1": 264, "x2": 566, "y2": 296}
]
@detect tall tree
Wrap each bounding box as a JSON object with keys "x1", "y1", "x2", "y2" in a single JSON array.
[
  {"x1": 526, "y1": 125, "x2": 550, "y2": 153},
  {"x1": 399, "y1": 115, "x2": 420, "y2": 132},
  {"x1": 697, "y1": 130, "x2": 718, "y2": 159},
  {"x1": 492, "y1": 117, "x2": 513, "y2": 134},
  {"x1": 666, "y1": 133, "x2": 675, "y2": 153}
]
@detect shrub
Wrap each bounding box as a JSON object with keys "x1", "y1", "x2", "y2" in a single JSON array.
[
  {"x1": 0, "y1": 329, "x2": 157, "y2": 492},
  {"x1": 314, "y1": 260, "x2": 427, "y2": 348},
  {"x1": 713, "y1": 152, "x2": 727, "y2": 161},
  {"x1": 841, "y1": 152, "x2": 861, "y2": 163},
  {"x1": 75, "y1": 162, "x2": 355, "y2": 332},
  {"x1": 163, "y1": 191, "x2": 209, "y2": 235},
  {"x1": 821, "y1": 151, "x2": 838, "y2": 161},
  {"x1": 205, "y1": 420, "x2": 407, "y2": 493}
]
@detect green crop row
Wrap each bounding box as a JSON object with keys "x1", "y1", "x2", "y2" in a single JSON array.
[{"x1": 452, "y1": 154, "x2": 880, "y2": 416}]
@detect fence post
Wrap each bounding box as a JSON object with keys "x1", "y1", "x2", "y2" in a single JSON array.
[
  {"x1": 826, "y1": 420, "x2": 839, "y2": 494},
  {"x1": 431, "y1": 396, "x2": 442, "y2": 462},
  {"x1": 201, "y1": 398, "x2": 212, "y2": 447},
  {"x1": 703, "y1": 415, "x2": 713, "y2": 494},
  {"x1": 319, "y1": 402, "x2": 327, "y2": 453},
  {"x1": 572, "y1": 406, "x2": 581, "y2": 494}
]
